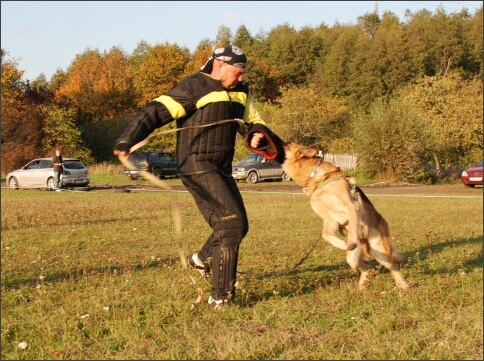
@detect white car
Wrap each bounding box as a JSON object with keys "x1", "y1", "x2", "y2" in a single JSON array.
[{"x1": 6, "y1": 157, "x2": 90, "y2": 189}]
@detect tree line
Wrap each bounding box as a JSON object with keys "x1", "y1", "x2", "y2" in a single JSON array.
[{"x1": 1, "y1": 5, "x2": 482, "y2": 183}]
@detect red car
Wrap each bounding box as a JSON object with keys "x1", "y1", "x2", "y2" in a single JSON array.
[{"x1": 461, "y1": 160, "x2": 483, "y2": 188}]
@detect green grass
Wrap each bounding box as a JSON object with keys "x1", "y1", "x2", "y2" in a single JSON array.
[{"x1": 1, "y1": 181, "x2": 482, "y2": 360}]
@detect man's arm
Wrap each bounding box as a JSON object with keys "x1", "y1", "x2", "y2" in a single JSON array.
[{"x1": 240, "y1": 92, "x2": 267, "y2": 148}]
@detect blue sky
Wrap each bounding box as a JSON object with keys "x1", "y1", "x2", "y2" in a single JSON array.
[{"x1": 2, "y1": 1, "x2": 482, "y2": 81}]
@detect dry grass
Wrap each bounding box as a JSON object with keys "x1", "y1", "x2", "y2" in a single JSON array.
[
  {"x1": 88, "y1": 162, "x2": 125, "y2": 176},
  {"x1": 1, "y1": 180, "x2": 482, "y2": 360}
]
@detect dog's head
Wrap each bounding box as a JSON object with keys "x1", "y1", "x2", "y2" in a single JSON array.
[
  {"x1": 283, "y1": 142, "x2": 320, "y2": 163},
  {"x1": 282, "y1": 142, "x2": 342, "y2": 188}
]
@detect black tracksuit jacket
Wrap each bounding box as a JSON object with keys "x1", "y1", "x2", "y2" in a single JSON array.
[{"x1": 115, "y1": 72, "x2": 265, "y2": 176}]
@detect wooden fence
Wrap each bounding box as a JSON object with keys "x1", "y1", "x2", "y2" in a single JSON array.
[{"x1": 322, "y1": 153, "x2": 358, "y2": 172}]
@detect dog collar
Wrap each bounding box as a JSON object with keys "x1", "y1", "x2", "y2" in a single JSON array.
[
  {"x1": 303, "y1": 157, "x2": 322, "y2": 192},
  {"x1": 315, "y1": 175, "x2": 346, "y2": 191}
]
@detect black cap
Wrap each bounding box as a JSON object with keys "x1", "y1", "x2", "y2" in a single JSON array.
[{"x1": 200, "y1": 45, "x2": 247, "y2": 73}]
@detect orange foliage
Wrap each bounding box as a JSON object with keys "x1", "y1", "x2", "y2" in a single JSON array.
[
  {"x1": 132, "y1": 43, "x2": 190, "y2": 107},
  {"x1": 55, "y1": 48, "x2": 135, "y2": 120}
]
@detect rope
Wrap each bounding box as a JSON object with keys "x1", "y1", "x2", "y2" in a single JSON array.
[
  {"x1": 291, "y1": 234, "x2": 322, "y2": 270},
  {"x1": 236, "y1": 233, "x2": 322, "y2": 280},
  {"x1": 117, "y1": 155, "x2": 203, "y2": 306},
  {"x1": 129, "y1": 118, "x2": 245, "y2": 153}
]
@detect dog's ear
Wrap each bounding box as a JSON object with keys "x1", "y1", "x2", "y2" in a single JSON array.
[
  {"x1": 301, "y1": 145, "x2": 320, "y2": 158},
  {"x1": 285, "y1": 142, "x2": 300, "y2": 159}
]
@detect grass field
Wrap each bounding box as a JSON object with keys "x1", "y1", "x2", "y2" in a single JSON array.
[{"x1": 1, "y1": 177, "x2": 482, "y2": 360}]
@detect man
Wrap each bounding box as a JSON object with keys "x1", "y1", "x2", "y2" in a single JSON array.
[
  {"x1": 51, "y1": 149, "x2": 64, "y2": 191},
  {"x1": 114, "y1": 45, "x2": 266, "y2": 308}
]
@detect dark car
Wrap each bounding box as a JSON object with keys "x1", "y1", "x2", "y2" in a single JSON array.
[
  {"x1": 232, "y1": 153, "x2": 291, "y2": 184},
  {"x1": 461, "y1": 160, "x2": 483, "y2": 188},
  {"x1": 123, "y1": 150, "x2": 177, "y2": 180},
  {"x1": 6, "y1": 157, "x2": 90, "y2": 189}
]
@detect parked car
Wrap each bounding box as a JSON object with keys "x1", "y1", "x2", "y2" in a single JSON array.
[
  {"x1": 6, "y1": 158, "x2": 90, "y2": 189},
  {"x1": 461, "y1": 160, "x2": 483, "y2": 188},
  {"x1": 123, "y1": 150, "x2": 177, "y2": 180},
  {"x1": 232, "y1": 153, "x2": 291, "y2": 184}
]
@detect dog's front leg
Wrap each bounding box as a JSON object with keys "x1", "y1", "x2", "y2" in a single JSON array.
[{"x1": 322, "y1": 221, "x2": 348, "y2": 250}]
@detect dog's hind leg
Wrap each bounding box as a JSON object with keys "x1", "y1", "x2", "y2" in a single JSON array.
[
  {"x1": 358, "y1": 270, "x2": 372, "y2": 289},
  {"x1": 346, "y1": 238, "x2": 372, "y2": 289},
  {"x1": 369, "y1": 237, "x2": 409, "y2": 290}
]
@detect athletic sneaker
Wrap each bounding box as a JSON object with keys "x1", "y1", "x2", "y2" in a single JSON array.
[
  {"x1": 187, "y1": 254, "x2": 212, "y2": 285},
  {"x1": 208, "y1": 296, "x2": 232, "y2": 309}
]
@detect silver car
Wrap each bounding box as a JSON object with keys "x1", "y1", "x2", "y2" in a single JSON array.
[
  {"x1": 232, "y1": 153, "x2": 291, "y2": 184},
  {"x1": 6, "y1": 157, "x2": 90, "y2": 189}
]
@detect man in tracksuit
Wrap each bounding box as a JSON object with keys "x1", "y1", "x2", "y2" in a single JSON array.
[{"x1": 114, "y1": 45, "x2": 266, "y2": 308}]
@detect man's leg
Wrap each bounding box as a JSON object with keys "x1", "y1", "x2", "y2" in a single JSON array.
[
  {"x1": 54, "y1": 171, "x2": 59, "y2": 189},
  {"x1": 181, "y1": 172, "x2": 248, "y2": 303}
]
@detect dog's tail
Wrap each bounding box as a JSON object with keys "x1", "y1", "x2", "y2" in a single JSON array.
[
  {"x1": 393, "y1": 246, "x2": 408, "y2": 263},
  {"x1": 348, "y1": 179, "x2": 375, "y2": 208}
]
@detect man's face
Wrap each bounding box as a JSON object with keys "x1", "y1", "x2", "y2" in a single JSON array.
[{"x1": 219, "y1": 62, "x2": 246, "y2": 89}]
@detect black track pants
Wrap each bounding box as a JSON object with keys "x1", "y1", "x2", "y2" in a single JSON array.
[{"x1": 180, "y1": 172, "x2": 249, "y2": 300}]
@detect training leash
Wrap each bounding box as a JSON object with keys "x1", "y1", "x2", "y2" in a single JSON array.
[{"x1": 128, "y1": 118, "x2": 246, "y2": 153}]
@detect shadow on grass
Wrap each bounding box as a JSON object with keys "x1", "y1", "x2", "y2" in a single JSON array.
[
  {"x1": 3, "y1": 236, "x2": 481, "y2": 308},
  {"x1": 2, "y1": 256, "x2": 181, "y2": 290},
  {"x1": 405, "y1": 235, "x2": 483, "y2": 272},
  {"x1": 1, "y1": 212, "x2": 150, "y2": 231},
  {"x1": 237, "y1": 235, "x2": 483, "y2": 307}
]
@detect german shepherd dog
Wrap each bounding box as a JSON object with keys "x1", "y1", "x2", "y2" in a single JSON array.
[{"x1": 281, "y1": 142, "x2": 410, "y2": 290}]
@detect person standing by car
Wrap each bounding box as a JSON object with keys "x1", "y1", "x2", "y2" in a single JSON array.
[
  {"x1": 114, "y1": 45, "x2": 267, "y2": 309},
  {"x1": 51, "y1": 149, "x2": 64, "y2": 190}
]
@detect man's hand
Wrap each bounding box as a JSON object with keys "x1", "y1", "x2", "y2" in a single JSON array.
[
  {"x1": 113, "y1": 141, "x2": 131, "y2": 158},
  {"x1": 250, "y1": 131, "x2": 264, "y2": 148},
  {"x1": 113, "y1": 149, "x2": 128, "y2": 158}
]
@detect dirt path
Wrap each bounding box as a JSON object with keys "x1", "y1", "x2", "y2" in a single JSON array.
[
  {"x1": 95, "y1": 181, "x2": 482, "y2": 197},
  {"x1": 2, "y1": 179, "x2": 482, "y2": 197}
]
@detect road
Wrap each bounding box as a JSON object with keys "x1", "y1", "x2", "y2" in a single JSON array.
[{"x1": 2, "y1": 181, "x2": 482, "y2": 199}]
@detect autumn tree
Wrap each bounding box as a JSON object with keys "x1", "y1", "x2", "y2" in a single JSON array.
[
  {"x1": 357, "y1": 12, "x2": 381, "y2": 39},
  {"x1": 215, "y1": 24, "x2": 232, "y2": 47},
  {"x1": 55, "y1": 47, "x2": 136, "y2": 122},
  {"x1": 403, "y1": 6, "x2": 481, "y2": 79},
  {"x1": 40, "y1": 105, "x2": 94, "y2": 164},
  {"x1": 260, "y1": 85, "x2": 350, "y2": 150},
  {"x1": 348, "y1": 11, "x2": 412, "y2": 109},
  {"x1": 457, "y1": 7, "x2": 483, "y2": 77},
  {"x1": 262, "y1": 23, "x2": 323, "y2": 86},
  {"x1": 2, "y1": 5, "x2": 482, "y2": 180},
  {"x1": 185, "y1": 40, "x2": 214, "y2": 76},
  {"x1": 313, "y1": 23, "x2": 360, "y2": 99},
  {"x1": 233, "y1": 25, "x2": 254, "y2": 50},
  {"x1": 351, "y1": 97, "x2": 430, "y2": 182},
  {"x1": 131, "y1": 42, "x2": 190, "y2": 107},
  {"x1": 129, "y1": 40, "x2": 150, "y2": 69},
  {"x1": 79, "y1": 115, "x2": 130, "y2": 163},
  {"x1": 244, "y1": 54, "x2": 283, "y2": 103},
  {"x1": 47, "y1": 69, "x2": 68, "y2": 94},
  {"x1": 1, "y1": 50, "x2": 43, "y2": 172},
  {"x1": 397, "y1": 72, "x2": 483, "y2": 168},
  {"x1": 27, "y1": 73, "x2": 52, "y2": 103}
]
